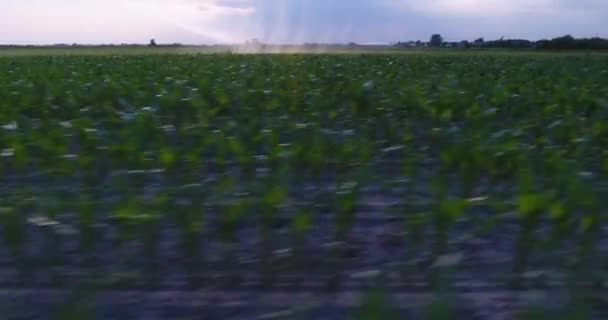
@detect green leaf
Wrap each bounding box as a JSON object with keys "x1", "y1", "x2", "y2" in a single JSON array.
[
  {"x1": 439, "y1": 199, "x2": 469, "y2": 220},
  {"x1": 116, "y1": 199, "x2": 137, "y2": 221},
  {"x1": 517, "y1": 193, "x2": 547, "y2": 218},
  {"x1": 264, "y1": 185, "x2": 286, "y2": 208},
  {"x1": 292, "y1": 211, "x2": 312, "y2": 235},
  {"x1": 549, "y1": 203, "x2": 566, "y2": 220},
  {"x1": 580, "y1": 216, "x2": 595, "y2": 233},
  {"x1": 160, "y1": 148, "x2": 176, "y2": 169}
]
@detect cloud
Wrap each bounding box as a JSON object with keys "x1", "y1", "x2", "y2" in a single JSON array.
[
  {"x1": 124, "y1": 0, "x2": 255, "y2": 20},
  {"x1": 120, "y1": 0, "x2": 256, "y2": 42},
  {"x1": 245, "y1": 0, "x2": 431, "y2": 44},
  {"x1": 378, "y1": 0, "x2": 608, "y2": 40},
  {"x1": 401, "y1": 0, "x2": 552, "y2": 16},
  {"x1": 395, "y1": 0, "x2": 608, "y2": 18}
]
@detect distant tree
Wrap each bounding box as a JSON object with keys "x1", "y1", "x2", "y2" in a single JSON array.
[
  {"x1": 550, "y1": 35, "x2": 575, "y2": 49},
  {"x1": 149, "y1": 39, "x2": 157, "y2": 47},
  {"x1": 430, "y1": 34, "x2": 443, "y2": 47},
  {"x1": 556, "y1": 34, "x2": 575, "y2": 41},
  {"x1": 484, "y1": 39, "x2": 533, "y2": 49},
  {"x1": 532, "y1": 34, "x2": 608, "y2": 50},
  {"x1": 474, "y1": 37, "x2": 484, "y2": 44},
  {"x1": 535, "y1": 39, "x2": 550, "y2": 49}
]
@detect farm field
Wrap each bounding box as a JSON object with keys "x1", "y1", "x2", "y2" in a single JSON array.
[{"x1": 1, "y1": 52, "x2": 608, "y2": 319}]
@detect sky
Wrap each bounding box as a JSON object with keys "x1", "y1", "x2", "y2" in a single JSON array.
[{"x1": 1, "y1": 0, "x2": 607, "y2": 45}]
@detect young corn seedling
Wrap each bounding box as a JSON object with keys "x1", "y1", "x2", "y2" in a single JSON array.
[
  {"x1": 308, "y1": 133, "x2": 326, "y2": 188},
  {"x1": 212, "y1": 131, "x2": 228, "y2": 173},
  {"x1": 40, "y1": 194, "x2": 63, "y2": 268},
  {"x1": 159, "y1": 146, "x2": 177, "y2": 177},
  {"x1": 0, "y1": 204, "x2": 25, "y2": 268},
  {"x1": 289, "y1": 209, "x2": 312, "y2": 287},
  {"x1": 12, "y1": 137, "x2": 29, "y2": 174},
  {"x1": 325, "y1": 179, "x2": 360, "y2": 290},
  {"x1": 567, "y1": 177, "x2": 601, "y2": 292},
  {"x1": 429, "y1": 173, "x2": 448, "y2": 256},
  {"x1": 546, "y1": 167, "x2": 581, "y2": 251},
  {"x1": 432, "y1": 197, "x2": 469, "y2": 260},
  {"x1": 336, "y1": 138, "x2": 357, "y2": 179},
  {"x1": 423, "y1": 289, "x2": 468, "y2": 320},
  {"x1": 175, "y1": 184, "x2": 205, "y2": 288},
  {"x1": 219, "y1": 196, "x2": 247, "y2": 283},
  {"x1": 512, "y1": 168, "x2": 551, "y2": 288},
  {"x1": 141, "y1": 194, "x2": 164, "y2": 287},
  {"x1": 548, "y1": 201, "x2": 570, "y2": 251},
  {"x1": 354, "y1": 286, "x2": 400, "y2": 320},
  {"x1": 78, "y1": 127, "x2": 104, "y2": 190},
  {"x1": 429, "y1": 192, "x2": 469, "y2": 289},
  {"x1": 259, "y1": 183, "x2": 287, "y2": 287},
  {"x1": 77, "y1": 194, "x2": 96, "y2": 265},
  {"x1": 460, "y1": 148, "x2": 484, "y2": 198},
  {"x1": 114, "y1": 197, "x2": 139, "y2": 244},
  {"x1": 402, "y1": 131, "x2": 419, "y2": 181},
  {"x1": 335, "y1": 180, "x2": 360, "y2": 242},
  {"x1": 228, "y1": 136, "x2": 254, "y2": 179},
  {"x1": 183, "y1": 149, "x2": 203, "y2": 181}
]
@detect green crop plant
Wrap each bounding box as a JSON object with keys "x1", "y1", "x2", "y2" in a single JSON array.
[
  {"x1": 40, "y1": 194, "x2": 64, "y2": 267},
  {"x1": 77, "y1": 194, "x2": 96, "y2": 257},
  {"x1": 292, "y1": 208, "x2": 312, "y2": 236},
  {"x1": 0, "y1": 205, "x2": 24, "y2": 259},
  {"x1": 290, "y1": 209, "x2": 312, "y2": 278},
  {"x1": 219, "y1": 196, "x2": 247, "y2": 250},
  {"x1": 260, "y1": 184, "x2": 287, "y2": 228},
  {"x1": 141, "y1": 194, "x2": 166, "y2": 284},
  {"x1": 114, "y1": 197, "x2": 141, "y2": 243},
  {"x1": 174, "y1": 184, "x2": 205, "y2": 286},
  {"x1": 159, "y1": 147, "x2": 177, "y2": 172},
  {"x1": 546, "y1": 170, "x2": 584, "y2": 250},
  {"x1": 354, "y1": 286, "x2": 400, "y2": 320},
  {"x1": 335, "y1": 180, "x2": 360, "y2": 241},
  {"x1": 512, "y1": 167, "x2": 552, "y2": 287},
  {"x1": 432, "y1": 197, "x2": 469, "y2": 260},
  {"x1": 568, "y1": 177, "x2": 602, "y2": 287},
  {"x1": 258, "y1": 182, "x2": 287, "y2": 285}
]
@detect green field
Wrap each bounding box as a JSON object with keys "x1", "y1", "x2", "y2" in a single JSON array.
[
  {"x1": 1, "y1": 52, "x2": 608, "y2": 318},
  {"x1": 3, "y1": 45, "x2": 608, "y2": 56}
]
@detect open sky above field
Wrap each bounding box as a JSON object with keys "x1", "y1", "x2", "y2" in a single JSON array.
[{"x1": 1, "y1": 0, "x2": 607, "y2": 45}]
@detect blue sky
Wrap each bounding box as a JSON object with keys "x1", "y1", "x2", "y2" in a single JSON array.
[{"x1": 1, "y1": 0, "x2": 607, "y2": 44}]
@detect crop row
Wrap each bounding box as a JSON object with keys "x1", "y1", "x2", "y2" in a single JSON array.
[{"x1": 1, "y1": 54, "x2": 608, "y2": 302}]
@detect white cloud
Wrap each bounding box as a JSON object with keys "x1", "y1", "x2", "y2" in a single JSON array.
[
  {"x1": 120, "y1": 0, "x2": 255, "y2": 42},
  {"x1": 124, "y1": 0, "x2": 255, "y2": 21},
  {"x1": 383, "y1": 0, "x2": 607, "y2": 19},
  {"x1": 395, "y1": 0, "x2": 553, "y2": 17}
]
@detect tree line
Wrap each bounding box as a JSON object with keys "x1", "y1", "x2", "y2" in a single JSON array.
[
  {"x1": 405, "y1": 34, "x2": 608, "y2": 50},
  {"x1": 486, "y1": 35, "x2": 608, "y2": 50}
]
